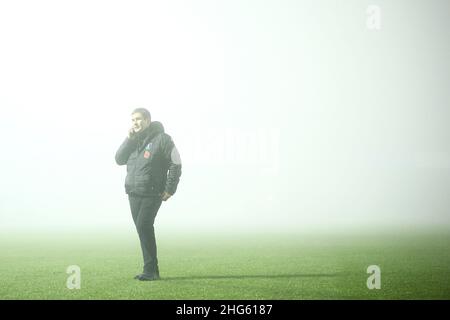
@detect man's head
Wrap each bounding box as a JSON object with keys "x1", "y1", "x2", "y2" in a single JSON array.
[{"x1": 131, "y1": 108, "x2": 151, "y2": 133}]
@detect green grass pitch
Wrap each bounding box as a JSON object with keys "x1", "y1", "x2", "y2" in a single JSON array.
[{"x1": 0, "y1": 230, "x2": 449, "y2": 299}]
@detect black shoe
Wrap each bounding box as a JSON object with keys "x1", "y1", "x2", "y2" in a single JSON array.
[
  {"x1": 134, "y1": 273, "x2": 159, "y2": 280},
  {"x1": 137, "y1": 273, "x2": 160, "y2": 281}
]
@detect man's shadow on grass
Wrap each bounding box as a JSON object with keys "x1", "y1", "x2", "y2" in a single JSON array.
[{"x1": 161, "y1": 273, "x2": 342, "y2": 281}]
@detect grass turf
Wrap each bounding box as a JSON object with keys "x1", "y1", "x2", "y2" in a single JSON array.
[{"x1": 0, "y1": 230, "x2": 449, "y2": 299}]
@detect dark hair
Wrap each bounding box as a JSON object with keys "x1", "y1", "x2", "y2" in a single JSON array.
[{"x1": 131, "y1": 108, "x2": 151, "y2": 121}]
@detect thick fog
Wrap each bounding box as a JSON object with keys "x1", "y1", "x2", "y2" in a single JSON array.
[{"x1": 1, "y1": 0, "x2": 449, "y2": 233}]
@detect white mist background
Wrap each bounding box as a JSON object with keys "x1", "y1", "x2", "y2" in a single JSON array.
[{"x1": 0, "y1": 0, "x2": 449, "y2": 233}]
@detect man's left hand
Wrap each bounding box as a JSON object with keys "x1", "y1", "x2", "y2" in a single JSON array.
[{"x1": 161, "y1": 192, "x2": 172, "y2": 201}]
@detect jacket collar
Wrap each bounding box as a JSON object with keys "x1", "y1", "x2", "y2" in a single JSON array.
[{"x1": 137, "y1": 121, "x2": 164, "y2": 149}]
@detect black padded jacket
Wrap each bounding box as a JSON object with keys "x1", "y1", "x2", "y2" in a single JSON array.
[{"x1": 115, "y1": 121, "x2": 182, "y2": 197}]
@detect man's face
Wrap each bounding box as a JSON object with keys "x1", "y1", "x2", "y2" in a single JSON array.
[{"x1": 131, "y1": 112, "x2": 150, "y2": 133}]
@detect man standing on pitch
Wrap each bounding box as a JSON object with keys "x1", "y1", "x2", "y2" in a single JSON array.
[{"x1": 115, "y1": 108, "x2": 182, "y2": 281}]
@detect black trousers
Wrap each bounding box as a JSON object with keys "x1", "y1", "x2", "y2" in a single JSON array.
[{"x1": 128, "y1": 194, "x2": 163, "y2": 275}]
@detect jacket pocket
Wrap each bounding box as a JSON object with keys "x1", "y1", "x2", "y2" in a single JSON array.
[{"x1": 134, "y1": 175, "x2": 158, "y2": 195}]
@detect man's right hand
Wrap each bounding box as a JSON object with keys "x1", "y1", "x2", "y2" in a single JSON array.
[{"x1": 127, "y1": 127, "x2": 136, "y2": 139}]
